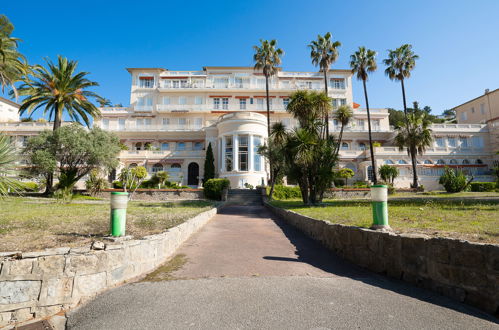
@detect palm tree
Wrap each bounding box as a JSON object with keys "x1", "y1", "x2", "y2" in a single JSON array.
[
  {"x1": 309, "y1": 32, "x2": 341, "y2": 136},
  {"x1": 383, "y1": 44, "x2": 419, "y2": 118},
  {"x1": 350, "y1": 47, "x2": 378, "y2": 184},
  {"x1": 333, "y1": 105, "x2": 353, "y2": 155},
  {"x1": 253, "y1": 39, "x2": 284, "y2": 137},
  {"x1": 394, "y1": 112, "x2": 433, "y2": 189},
  {"x1": 0, "y1": 133, "x2": 23, "y2": 196},
  {"x1": 17, "y1": 55, "x2": 102, "y2": 131},
  {"x1": 0, "y1": 15, "x2": 29, "y2": 98}
]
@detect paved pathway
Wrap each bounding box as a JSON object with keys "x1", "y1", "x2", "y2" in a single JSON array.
[{"x1": 67, "y1": 205, "x2": 498, "y2": 329}]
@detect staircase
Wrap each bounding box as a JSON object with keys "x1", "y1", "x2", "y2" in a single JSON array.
[{"x1": 227, "y1": 189, "x2": 262, "y2": 205}]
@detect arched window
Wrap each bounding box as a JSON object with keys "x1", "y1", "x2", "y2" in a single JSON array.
[
  {"x1": 462, "y1": 159, "x2": 470, "y2": 165},
  {"x1": 358, "y1": 142, "x2": 366, "y2": 150},
  {"x1": 449, "y1": 159, "x2": 458, "y2": 165},
  {"x1": 177, "y1": 142, "x2": 186, "y2": 151},
  {"x1": 171, "y1": 163, "x2": 181, "y2": 169},
  {"x1": 437, "y1": 159, "x2": 445, "y2": 165},
  {"x1": 135, "y1": 142, "x2": 142, "y2": 151},
  {"x1": 475, "y1": 159, "x2": 483, "y2": 164},
  {"x1": 161, "y1": 143, "x2": 169, "y2": 151},
  {"x1": 129, "y1": 163, "x2": 138, "y2": 168},
  {"x1": 152, "y1": 163, "x2": 163, "y2": 173},
  {"x1": 424, "y1": 160, "x2": 433, "y2": 164},
  {"x1": 385, "y1": 160, "x2": 394, "y2": 165},
  {"x1": 398, "y1": 160, "x2": 407, "y2": 164},
  {"x1": 341, "y1": 142, "x2": 349, "y2": 150}
]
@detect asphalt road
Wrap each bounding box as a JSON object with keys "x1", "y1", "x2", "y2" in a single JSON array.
[{"x1": 67, "y1": 205, "x2": 498, "y2": 329}]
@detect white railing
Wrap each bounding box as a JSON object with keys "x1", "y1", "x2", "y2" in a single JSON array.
[
  {"x1": 156, "y1": 104, "x2": 209, "y2": 112},
  {"x1": 121, "y1": 150, "x2": 203, "y2": 158},
  {"x1": 431, "y1": 123, "x2": 487, "y2": 131},
  {"x1": 99, "y1": 107, "x2": 129, "y2": 112},
  {"x1": 374, "y1": 146, "x2": 487, "y2": 155},
  {"x1": 107, "y1": 124, "x2": 204, "y2": 132},
  {"x1": 134, "y1": 105, "x2": 154, "y2": 112}
]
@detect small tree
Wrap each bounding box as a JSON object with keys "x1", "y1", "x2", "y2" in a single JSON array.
[
  {"x1": 118, "y1": 166, "x2": 147, "y2": 200},
  {"x1": 439, "y1": 167, "x2": 473, "y2": 193},
  {"x1": 203, "y1": 142, "x2": 215, "y2": 185},
  {"x1": 155, "y1": 171, "x2": 169, "y2": 189},
  {"x1": 337, "y1": 168, "x2": 354, "y2": 186},
  {"x1": 379, "y1": 165, "x2": 399, "y2": 185}
]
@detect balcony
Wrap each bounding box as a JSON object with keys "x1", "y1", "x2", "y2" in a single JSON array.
[
  {"x1": 107, "y1": 123, "x2": 205, "y2": 132},
  {"x1": 134, "y1": 105, "x2": 154, "y2": 112},
  {"x1": 157, "y1": 104, "x2": 209, "y2": 112},
  {"x1": 99, "y1": 107, "x2": 130, "y2": 112},
  {"x1": 120, "y1": 149, "x2": 203, "y2": 159}
]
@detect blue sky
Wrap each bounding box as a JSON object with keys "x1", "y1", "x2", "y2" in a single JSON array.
[{"x1": 3, "y1": 0, "x2": 499, "y2": 117}]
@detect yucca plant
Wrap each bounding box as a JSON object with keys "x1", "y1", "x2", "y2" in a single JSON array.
[{"x1": 0, "y1": 134, "x2": 23, "y2": 196}]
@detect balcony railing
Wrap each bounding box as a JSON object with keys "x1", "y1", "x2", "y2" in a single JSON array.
[
  {"x1": 106, "y1": 124, "x2": 205, "y2": 132},
  {"x1": 121, "y1": 150, "x2": 203, "y2": 158}
]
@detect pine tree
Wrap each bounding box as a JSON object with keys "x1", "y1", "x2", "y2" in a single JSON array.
[{"x1": 203, "y1": 142, "x2": 215, "y2": 185}]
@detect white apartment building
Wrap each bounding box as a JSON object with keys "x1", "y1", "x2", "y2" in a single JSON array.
[{"x1": 0, "y1": 68, "x2": 496, "y2": 190}]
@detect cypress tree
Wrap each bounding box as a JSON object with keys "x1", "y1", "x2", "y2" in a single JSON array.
[{"x1": 203, "y1": 142, "x2": 215, "y2": 185}]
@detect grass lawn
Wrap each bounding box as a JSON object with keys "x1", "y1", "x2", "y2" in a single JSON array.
[
  {"x1": 0, "y1": 197, "x2": 215, "y2": 252},
  {"x1": 270, "y1": 196, "x2": 499, "y2": 244}
]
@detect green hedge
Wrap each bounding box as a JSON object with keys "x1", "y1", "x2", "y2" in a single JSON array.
[
  {"x1": 268, "y1": 185, "x2": 302, "y2": 200},
  {"x1": 470, "y1": 182, "x2": 497, "y2": 192},
  {"x1": 204, "y1": 178, "x2": 230, "y2": 200}
]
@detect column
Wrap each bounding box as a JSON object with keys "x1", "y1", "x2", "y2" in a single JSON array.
[
  {"x1": 233, "y1": 134, "x2": 239, "y2": 171},
  {"x1": 248, "y1": 135, "x2": 254, "y2": 171},
  {"x1": 221, "y1": 137, "x2": 226, "y2": 173}
]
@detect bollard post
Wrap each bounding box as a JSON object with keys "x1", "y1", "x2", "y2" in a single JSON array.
[
  {"x1": 370, "y1": 185, "x2": 390, "y2": 230},
  {"x1": 110, "y1": 192, "x2": 129, "y2": 237}
]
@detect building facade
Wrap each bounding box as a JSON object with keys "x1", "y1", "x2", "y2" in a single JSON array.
[{"x1": 0, "y1": 68, "x2": 496, "y2": 190}]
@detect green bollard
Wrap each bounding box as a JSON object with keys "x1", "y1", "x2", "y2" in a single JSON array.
[
  {"x1": 370, "y1": 185, "x2": 391, "y2": 230},
  {"x1": 110, "y1": 192, "x2": 129, "y2": 236}
]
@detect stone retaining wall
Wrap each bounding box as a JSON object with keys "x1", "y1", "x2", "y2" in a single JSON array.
[
  {"x1": 265, "y1": 202, "x2": 499, "y2": 315},
  {"x1": 324, "y1": 188, "x2": 370, "y2": 199},
  {"x1": 0, "y1": 207, "x2": 219, "y2": 327},
  {"x1": 95, "y1": 189, "x2": 204, "y2": 201}
]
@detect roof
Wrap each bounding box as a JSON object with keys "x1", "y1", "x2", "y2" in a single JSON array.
[
  {"x1": 203, "y1": 66, "x2": 255, "y2": 70},
  {"x1": 452, "y1": 88, "x2": 498, "y2": 110},
  {"x1": 126, "y1": 68, "x2": 167, "y2": 73},
  {"x1": 125, "y1": 66, "x2": 352, "y2": 74},
  {"x1": 0, "y1": 96, "x2": 20, "y2": 108}
]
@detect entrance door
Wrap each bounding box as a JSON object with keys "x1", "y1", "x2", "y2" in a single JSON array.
[{"x1": 187, "y1": 162, "x2": 199, "y2": 186}]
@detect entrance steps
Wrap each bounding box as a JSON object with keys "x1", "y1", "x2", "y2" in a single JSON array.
[{"x1": 227, "y1": 189, "x2": 262, "y2": 205}]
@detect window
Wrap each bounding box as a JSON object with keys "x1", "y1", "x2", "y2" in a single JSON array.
[
  {"x1": 471, "y1": 107, "x2": 475, "y2": 113},
  {"x1": 213, "y1": 98, "x2": 220, "y2": 110},
  {"x1": 21, "y1": 136, "x2": 29, "y2": 146},
  {"x1": 253, "y1": 136, "x2": 262, "y2": 171},
  {"x1": 193, "y1": 118, "x2": 202, "y2": 128},
  {"x1": 480, "y1": 103, "x2": 485, "y2": 114},
  {"x1": 137, "y1": 97, "x2": 153, "y2": 106},
  {"x1": 152, "y1": 163, "x2": 163, "y2": 173},
  {"x1": 385, "y1": 160, "x2": 394, "y2": 164},
  {"x1": 161, "y1": 143, "x2": 169, "y2": 151},
  {"x1": 449, "y1": 159, "x2": 458, "y2": 164},
  {"x1": 195, "y1": 96, "x2": 203, "y2": 105},
  {"x1": 332, "y1": 99, "x2": 338, "y2": 108},
  {"x1": 372, "y1": 119, "x2": 380, "y2": 130},
  {"x1": 144, "y1": 142, "x2": 151, "y2": 150},
  {"x1": 225, "y1": 136, "x2": 233, "y2": 171},
  {"x1": 332, "y1": 78, "x2": 345, "y2": 89},
  {"x1": 257, "y1": 79, "x2": 265, "y2": 88},
  {"x1": 437, "y1": 159, "x2": 445, "y2": 165},
  {"x1": 359, "y1": 142, "x2": 366, "y2": 150},
  {"x1": 179, "y1": 96, "x2": 187, "y2": 105},
  {"x1": 171, "y1": 163, "x2": 181, "y2": 169},
  {"x1": 257, "y1": 98, "x2": 264, "y2": 110},
  {"x1": 435, "y1": 137, "x2": 445, "y2": 148},
  {"x1": 472, "y1": 136, "x2": 483, "y2": 148},
  {"x1": 268, "y1": 98, "x2": 273, "y2": 110},
  {"x1": 459, "y1": 137, "x2": 469, "y2": 148},
  {"x1": 460, "y1": 112, "x2": 467, "y2": 121},
  {"x1": 138, "y1": 77, "x2": 154, "y2": 88},
  {"x1": 462, "y1": 159, "x2": 470, "y2": 165},
  {"x1": 136, "y1": 118, "x2": 144, "y2": 127},
  {"x1": 102, "y1": 119, "x2": 109, "y2": 129},
  {"x1": 172, "y1": 81, "x2": 180, "y2": 88},
  {"x1": 222, "y1": 98, "x2": 229, "y2": 110},
  {"x1": 193, "y1": 142, "x2": 203, "y2": 150},
  {"x1": 341, "y1": 142, "x2": 349, "y2": 150},
  {"x1": 283, "y1": 98, "x2": 290, "y2": 109},
  {"x1": 305, "y1": 81, "x2": 312, "y2": 89},
  {"x1": 214, "y1": 77, "x2": 228, "y2": 88},
  {"x1": 176, "y1": 142, "x2": 186, "y2": 151},
  {"x1": 367, "y1": 166, "x2": 374, "y2": 181},
  {"x1": 118, "y1": 118, "x2": 126, "y2": 130},
  {"x1": 178, "y1": 118, "x2": 187, "y2": 127},
  {"x1": 475, "y1": 159, "x2": 483, "y2": 164},
  {"x1": 162, "y1": 96, "x2": 171, "y2": 105},
  {"x1": 239, "y1": 98, "x2": 247, "y2": 110},
  {"x1": 447, "y1": 137, "x2": 456, "y2": 148},
  {"x1": 357, "y1": 119, "x2": 365, "y2": 129},
  {"x1": 398, "y1": 160, "x2": 407, "y2": 164},
  {"x1": 424, "y1": 160, "x2": 433, "y2": 164},
  {"x1": 162, "y1": 118, "x2": 170, "y2": 126},
  {"x1": 129, "y1": 163, "x2": 138, "y2": 168},
  {"x1": 340, "y1": 99, "x2": 347, "y2": 106},
  {"x1": 235, "y1": 77, "x2": 243, "y2": 88},
  {"x1": 134, "y1": 143, "x2": 142, "y2": 151},
  {"x1": 180, "y1": 80, "x2": 188, "y2": 88},
  {"x1": 238, "y1": 135, "x2": 248, "y2": 171}
]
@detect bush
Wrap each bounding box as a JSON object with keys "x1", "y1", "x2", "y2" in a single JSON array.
[
  {"x1": 269, "y1": 185, "x2": 302, "y2": 200},
  {"x1": 22, "y1": 181, "x2": 39, "y2": 192},
  {"x1": 85, "y1": 169, "x2": 109, "y2": 196},
  {"x1": 353, "y1": 181, "x2": 369, "y2": 188},
  {"x1": 439, "y1": 167, "x2": 470, "y2": 193},
  {"x1": 204, "y1": 178, "x2": 230, "y2": 200},
  {"x1": 470, "y1": 182, "x2": 496, "y2": 192}
]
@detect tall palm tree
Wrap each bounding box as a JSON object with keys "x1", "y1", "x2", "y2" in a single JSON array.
[
  {"x1": 383, "y1": 44, "x2": 419, "y2": 118},
  {"x1": 309, "y1": 32, "x2": 341, "y2": 136},
  {"x1": 0, "y1": 133, "x2": 23, "y2": 196},
  {"x1": 0, "y1": 15, "x2": 29, "y2": 98},
  {"x1": 333, "y1": 104, "x2": 353, "y2": 156},
  {"x1": 394, "y1": 112, "x2": 433, "y2": 188},
  {"x1": 350, "y1": 47, "x2": 378, "y2": 184},
  {"x1": 253, "y1": 39, "x2": 284, "y2": 138},
  {"x1": 17, "y1": 55, "x2": 102, "y2": 131}
]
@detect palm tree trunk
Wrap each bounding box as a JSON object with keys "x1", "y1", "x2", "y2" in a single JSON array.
[
  {"x1": 363, "y1": 79, "x2": 377, "y2": 184},
  {"x1": 324, "y1": 70, "x2": 329, "y2": 138},
  {"x1": 265, "y1": 74, "x2": 272, "y2": 188},
  {"x1": 401, "y1": 78, "x2": 408, "y2": 117},
  {"x1": 401, "y1": 78, "x2": 417, "y2": 188},
  {"x1": 411, "y1": 147, "x2": 419, "y2": 189},
  {"x1": 53, "y1": 107, "x2": 63, "y2": 131}
]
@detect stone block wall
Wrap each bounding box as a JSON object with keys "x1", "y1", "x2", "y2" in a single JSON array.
[
  {"x1": 95, "y1": 189, "x2": 204, "y2": 201},
  {"x1": 324, "y1": 188, "x2": 370, "y2": 199},
  {"x1": 0, "y1": 207, "x2": 218, "y2": 327},
  {"x1": 265, "y1": 202, "x2": 499, "y2": 315}
]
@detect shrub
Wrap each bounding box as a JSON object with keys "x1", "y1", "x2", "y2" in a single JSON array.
[
  {"x1": 22, "y1": 181, "x2": 39, "y2": 192},
  {"x1": 353, "y1": 181, "x2": 369, "y2": 188},
  {"x1": 438, "y1": 167, "x2": 471, "y2": 193},
  {"x1": 470, "y1": 182, "x2": 496, "y2": 192},
  {"x1": 204, "y1": 178, "x2": 230, "y2": 200},
  {"x1": 269, "y1": 185, "x2": 302, "y2": 200},
  {"x1": 85, "y1": 169, "x2": 109, "y2": 196}
]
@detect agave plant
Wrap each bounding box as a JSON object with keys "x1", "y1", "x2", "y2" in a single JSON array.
[{"x1": 0, "y1": 134, "x2": 23, "y2": 196}]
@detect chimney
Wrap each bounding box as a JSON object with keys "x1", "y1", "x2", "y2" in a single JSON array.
[{"x1": 485, "y1": 88, "x2": 490, "y2": 94}]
